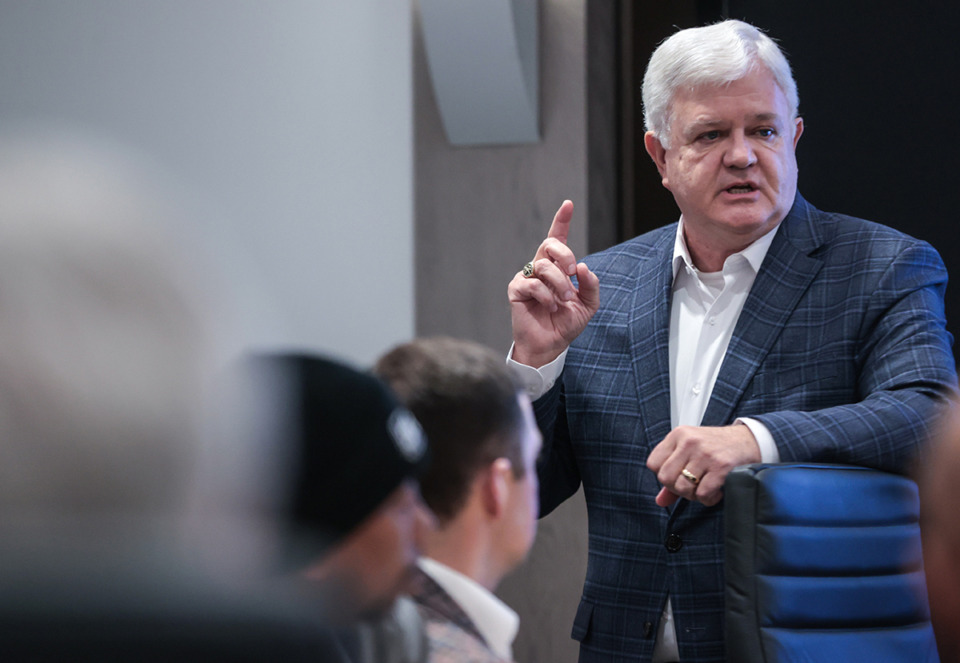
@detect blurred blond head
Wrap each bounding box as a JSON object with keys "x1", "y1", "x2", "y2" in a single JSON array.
[{"x1": 0, "y1": 126, "x2": 250, "y2": 541}]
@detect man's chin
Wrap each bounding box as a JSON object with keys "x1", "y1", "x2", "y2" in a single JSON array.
[{"x1": 711, "y1": 208, "x2": 783, "y2": 237}]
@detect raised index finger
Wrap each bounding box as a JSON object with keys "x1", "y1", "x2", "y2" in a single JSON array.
[{"x1": 547, "y1": 200, "x2": 574, "y2": 244}]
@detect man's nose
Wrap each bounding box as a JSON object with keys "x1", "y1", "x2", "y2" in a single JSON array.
[{"x1": 724, "y1": 132, "x2": 756, "y2": 169}]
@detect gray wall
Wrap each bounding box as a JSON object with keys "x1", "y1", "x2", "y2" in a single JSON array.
[
  {"x1": 0, "y1": 1, "x2": 414, "y2": 366},
  {"x1": 413, "y1": 1, "x2": 589, "y2": 660}
]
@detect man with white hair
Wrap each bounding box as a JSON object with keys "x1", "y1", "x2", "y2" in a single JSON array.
[{"x1": 507, "y1": 20, "x2": 956, "y2": 662}]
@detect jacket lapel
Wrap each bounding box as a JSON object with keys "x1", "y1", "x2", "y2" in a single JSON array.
[
  {"x1": 629, "y1": 231, "x2": 676, "y2": 447},
  {"x1": 701, "y1": 195, "x2": 825, "y2": 426}
]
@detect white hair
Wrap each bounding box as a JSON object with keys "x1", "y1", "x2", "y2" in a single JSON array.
[{"x1": 642, "y1": 20, "x2": 799, "y2": 148}]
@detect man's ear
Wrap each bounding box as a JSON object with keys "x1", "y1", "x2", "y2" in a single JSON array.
[
  {"x1": 792, "y1": 116, "x2": 804, "y2": 149},
  {"x1": 643, "y1": 131, "x2": 670, "y2": 189},
  {"x1": 481, "y1": 458, "x2": 513, "y2": 519}
]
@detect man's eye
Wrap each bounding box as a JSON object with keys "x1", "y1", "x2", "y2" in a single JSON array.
[
  {"x1": 699, "y1": 131, "x2": 720, "y2": 141},
  {"x1": 756, "y1": 128, "x2": 777, "y2": 138}
]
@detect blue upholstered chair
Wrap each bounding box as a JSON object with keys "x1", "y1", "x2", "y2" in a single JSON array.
[{"x1": 724, "y1": 463, "x2": 939, "y2": 662}]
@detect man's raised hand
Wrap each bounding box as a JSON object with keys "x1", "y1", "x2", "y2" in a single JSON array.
[{"x1": 508, "y1": 200, "x2": 600, "y2": 368}]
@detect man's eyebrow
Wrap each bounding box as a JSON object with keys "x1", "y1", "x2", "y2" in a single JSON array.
[
  {"x1": 682, "y1": 118, "x2": 726, "y2": 136},
  {"x1": 689, "y1": 112, "x2": 783, "y2": 126},
  {"x1": 679, "y1": 112, "x2": 786, "y2": 139},
  {"x1": 689, "y1": 117, "x2": 725, "y2": 129},
  {"x1": 751, "y1": 112, "x2": 784, "y2": 124}
]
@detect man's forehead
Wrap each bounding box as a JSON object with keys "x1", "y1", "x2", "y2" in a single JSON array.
[
  {"x1": 685, "y1": 111, "x2": 785, "y2": 128},
  {"x1": 672, "y1": 68, "x2": 788, "y2": 105}
]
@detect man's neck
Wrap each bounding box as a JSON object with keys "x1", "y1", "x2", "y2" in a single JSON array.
[
  {"x1": 685, "y1": 234, "x2": 749, "y2": 272},
  {"x1": 680, "y1": 218, "x2": 784, "y2": 273},
  {"x1": 421, "y1": 523, "x2": 503, "y2": 592}
]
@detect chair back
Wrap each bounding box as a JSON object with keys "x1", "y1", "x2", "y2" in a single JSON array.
[{"x1": 724, "y1": 463, "x2": 939, "y2": 662}]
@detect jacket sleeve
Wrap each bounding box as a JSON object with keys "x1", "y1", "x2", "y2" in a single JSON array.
[
  {"x1": 533, "y1": 379, "x2": 583, "y2": 517},
  {"x1": 753, "y1": 241, "x2": 958, "y2": 473}
]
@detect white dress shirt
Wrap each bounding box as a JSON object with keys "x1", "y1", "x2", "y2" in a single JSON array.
[
  {"x1": 507, "y1": 217, "x2": 781, "y2": 661},
  {"x1": 418, "y1": 557, "x2": 519, "y2": 661}
]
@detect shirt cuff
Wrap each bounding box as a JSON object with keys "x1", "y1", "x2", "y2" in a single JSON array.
[
  {"x1": 736, "y1": 417, "x2": 780, "y2": 463},
  {"x1": 506, "y1": 343, "x2": 567, "y2": 400}
]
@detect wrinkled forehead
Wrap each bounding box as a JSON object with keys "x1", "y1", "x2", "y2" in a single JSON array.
[
  {"x1": 676, "y1": 67, "x2": 788, "y2": 105},
  {"x1": 667, "y1": 70, "x2": 793, "y2": 130}
]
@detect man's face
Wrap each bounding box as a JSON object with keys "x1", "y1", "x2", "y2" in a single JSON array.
[
  {"x1": 502, "y1": 394, "x2": 543, "y2": 570},
  {"x1": 645, "y1": 67, "x2": 803, "y2": 267},
  {"x1": 309, "y1": 479, "x2": 435, "y2": 621}
]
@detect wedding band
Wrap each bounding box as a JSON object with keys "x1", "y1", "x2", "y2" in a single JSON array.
[
  {"x1": 681, "y1": 468, "x2": 700, "y2": 485},
  {"x1": 522, "y1": 261, "x2": 535, "y2": 278}
]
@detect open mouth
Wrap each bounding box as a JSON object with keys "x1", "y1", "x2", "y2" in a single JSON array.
[{"x1": 726, "y1": 184, "x2": 756, "y2": 194}]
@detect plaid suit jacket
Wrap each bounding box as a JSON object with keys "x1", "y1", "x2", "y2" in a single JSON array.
[
  {"x1": 534, "y1": 194, "x2": 957, "y2": 662},
  {"x1": 410, "y1": 568, "x2": 513, "y2": 663}
]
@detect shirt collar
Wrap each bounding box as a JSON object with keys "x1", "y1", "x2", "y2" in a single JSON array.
[
  {"x1": 417, "y1": 557, "x2": 519, "y2": 660},
  {"x1": 672, "y1": 216, "x2": 781, "y2": 279}
]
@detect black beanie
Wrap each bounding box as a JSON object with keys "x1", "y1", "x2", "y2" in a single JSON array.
[{"x1": 269, "y1": 353, "x2": 430, "y2": 549}]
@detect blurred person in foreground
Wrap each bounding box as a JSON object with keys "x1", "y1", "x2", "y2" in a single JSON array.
[
  {"x1": 375, "y1": 337, "x2": 542, "y2": 663},
  {"x1": 918, "y1": 399, "x2": 960, "y2": 662},
  {"x1": 256, "y1": 352, "x2": 436, "y2": 663},
  {"x1": 0, "y1": 127, "x2": 340, "y2": 661}
]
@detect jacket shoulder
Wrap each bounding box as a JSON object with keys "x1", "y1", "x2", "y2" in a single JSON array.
[
  {"x1": 787, "y1": 197, "x2": 942, "y2": 264},
  {"x1": 584, "y1": 224, "x2": 675, "y2": 279}
]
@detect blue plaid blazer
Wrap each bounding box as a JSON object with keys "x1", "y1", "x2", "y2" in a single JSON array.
[{"x1": 534, "y1": 194, "x2": 958, "y2": 662}]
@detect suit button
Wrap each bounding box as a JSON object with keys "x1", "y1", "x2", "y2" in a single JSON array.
[
  {"x1": 665, "y1": 533, "x2": 682, "y2": 552},
  {"x1": 643, "y1": 622, "x2": 654, "y2": 638}
]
